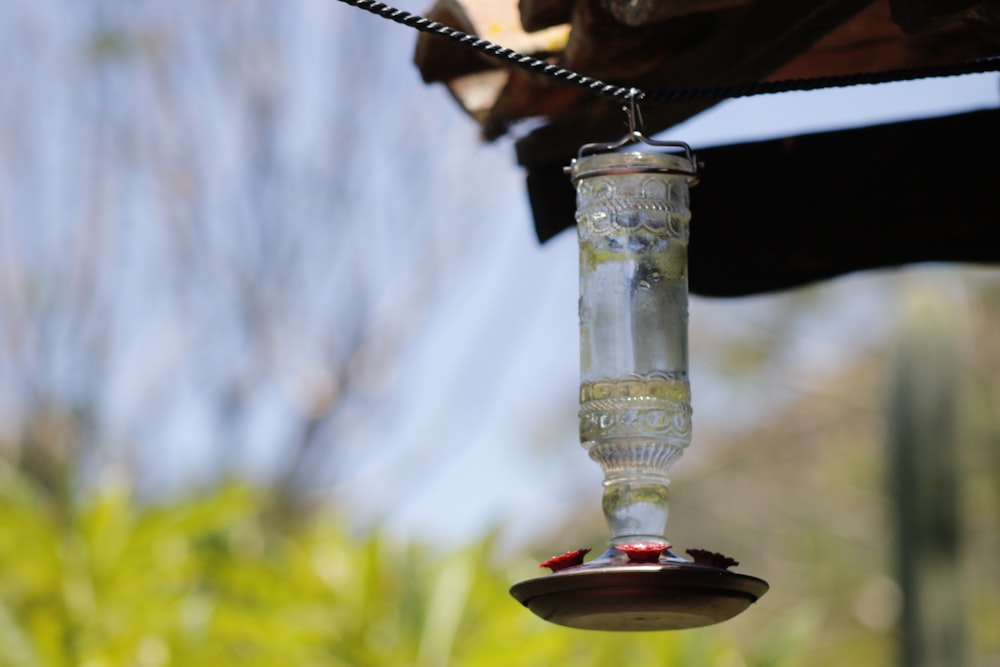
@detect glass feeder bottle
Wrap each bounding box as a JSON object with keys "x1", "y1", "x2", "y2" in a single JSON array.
[
  {"x1": 510, "y1": 141, "x2": 767, "y2": 633},
  {"x1": 573, "y1": 150, "x2": 695, "y2": 549}
]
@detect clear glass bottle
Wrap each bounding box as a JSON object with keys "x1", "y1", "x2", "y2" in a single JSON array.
[{"x1": 572, "y1": 150, "x2": 696, "y2": 547}]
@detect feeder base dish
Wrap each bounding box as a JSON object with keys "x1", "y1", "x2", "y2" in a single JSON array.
[{"x1": 510, "y1": 561, "x2": 768, "y2": 631}]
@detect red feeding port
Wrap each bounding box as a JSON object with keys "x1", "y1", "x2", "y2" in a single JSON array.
[
  {"x1": 614, "y1": 542, "x2": 671, "y2": 562},
  {"x1": 540, "y1": 548, "x2": 591, "y2": 572}
]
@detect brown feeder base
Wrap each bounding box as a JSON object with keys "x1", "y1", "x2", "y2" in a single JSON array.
[{"x1": 510, "y1": 561, "x2": 768, "y2": 632}]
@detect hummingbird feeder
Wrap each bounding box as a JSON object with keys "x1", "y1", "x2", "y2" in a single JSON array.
[{"x1": 510, "y1": 94, "x2": 768, "y2": 631}]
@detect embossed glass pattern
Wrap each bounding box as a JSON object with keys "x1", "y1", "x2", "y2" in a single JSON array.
[{"x1": 572, "y1": 151, "x2": 695, "y2": 545}]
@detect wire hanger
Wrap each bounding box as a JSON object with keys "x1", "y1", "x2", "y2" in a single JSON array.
[{"x1": 573, "y1": 89, "x2": 699, "y2": 180}]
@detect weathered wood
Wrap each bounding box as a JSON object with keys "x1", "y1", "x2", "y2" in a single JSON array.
[
  {"x1": 414, "y1": 0, "x2": 572, "y2": 85},
  {"x1": 520, "y1": 0, "x2": 574, "y2": 31},
  {"x1": 526, "y1": 109, "x2": 1000, "y2": 296},
  {"x1": 413, "y1": 0, "x2": 493, "y2": 83},
  {"x1": 890, "y1": 0, "x2": 993, "y2": 32},
  {"x1": 481, "y1": 0, "x2": 720, "y2": 139},
  {"x1": 512, "y1": 0, "x2": 995, "y2": 165},
  {"x1": 515, "y1": 0, "x2": 878, "y2": 166},
  {"x1": 767, "y1": 0, "x2": 997, "y2": 78},
  {"x1": 414, "y1": 0, "x2": 999, "y2": 154},
  {"x1": 963, "y1": 1, "x2": 1000, "y2": 37},
  {"x1": 599, "y1": 0, "x2": 753, "y2": 27},
  {"x1": 482, "y1": 69, "x2": 587, "y2": 140}
]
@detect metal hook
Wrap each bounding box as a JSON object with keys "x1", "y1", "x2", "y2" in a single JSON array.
[
  {"x1": 626, "y1": 88, "x2": 645, "y2": 136},
  {"x1": 569, "y1": 90, "x2": 699, "y2": 182}
]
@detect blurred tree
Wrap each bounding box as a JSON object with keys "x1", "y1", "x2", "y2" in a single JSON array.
[
  {"x1": 0, "y1": 0, "x2": 505, "y2": 509},
  {"x1": 888, "y1": 279, "x2": 967, "y2": 667}
]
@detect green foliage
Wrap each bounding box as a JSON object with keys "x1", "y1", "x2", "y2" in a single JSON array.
[{"x1": 0, "y1": 462, "x2": 785, "y2": 667}]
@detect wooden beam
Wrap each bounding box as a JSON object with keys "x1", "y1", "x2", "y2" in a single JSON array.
[
  {"x1": 520, "y1": 0, "x2": 574, "y2": 31},
  {"x1": 414, "y1": 0, "x2": 998, "y2": 152},
  {"x1": 767, "y1": 0, "x2": 998, "y2": 79},
  {"x1": 890, "y1": 0, "x2": 999, "y2": 32},
  {"x1": 514, "y1": 0, "x2": 877, "y2": 166},
  {"x1": 598, "y1": 0, "x2": 753, "y2": 27},
  {"x1": 413, "y1": 0, "x2": 491, "y2": 83}
]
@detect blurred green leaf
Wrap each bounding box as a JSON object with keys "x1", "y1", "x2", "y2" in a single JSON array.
[{"x1": 0, "y1": 467, "x2": 782, "y2": 666}]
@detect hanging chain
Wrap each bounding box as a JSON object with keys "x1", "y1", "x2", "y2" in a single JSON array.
[{"x1": 337, "y1": 0, "x2": 1000, "y2": 104}]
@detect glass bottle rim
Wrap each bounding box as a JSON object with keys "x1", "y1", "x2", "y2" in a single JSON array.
[{"x1": 570, "y1": 151, "x2": 697, "y2": 184}]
